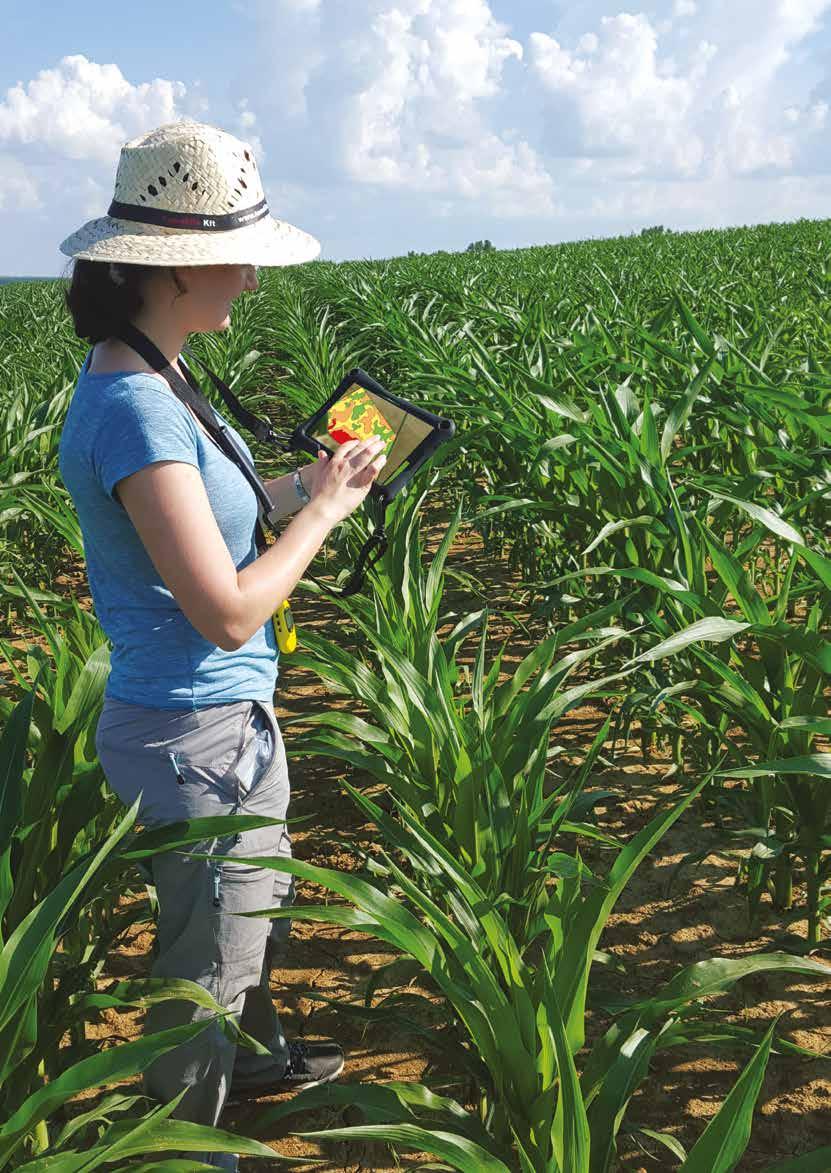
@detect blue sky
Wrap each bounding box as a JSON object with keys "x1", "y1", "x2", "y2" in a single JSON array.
[{"x1": 2, "y1": 0, "x2": 831, "y2": 275}]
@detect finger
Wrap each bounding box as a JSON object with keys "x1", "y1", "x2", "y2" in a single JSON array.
[
  {"x1": 348, "y1": 468, "x2": 376, "y2": 491},
  {"x1": 349, "y1": 436, "x2": 386, "y2": 465},
  {"x1": 330, "y1": 439, "x2": 362, "y2": 467},
  {"x1": 353, "y1": 454, "x2": 387, "y2": 486},
  {"x1": 348, "y1": 447, "x2": 387, "y2": 477}
]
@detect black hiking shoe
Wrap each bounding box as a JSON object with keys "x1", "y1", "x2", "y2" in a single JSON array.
[
  {"x1": 280, "y1": 1039, "x2": 345, "y2": 1089},
  {"x1": 227, "y1": 1039, "x2": 344, "y2": 1104}
]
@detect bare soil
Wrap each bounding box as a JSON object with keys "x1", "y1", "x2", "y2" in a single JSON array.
[{"x1": 2, "y1": 523, "x2": 829, "y2": 1171}]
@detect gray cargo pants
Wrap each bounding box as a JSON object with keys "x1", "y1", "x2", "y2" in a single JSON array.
[{"x1": 96, "y1": 696, "x2": 295, "y2": 1170}]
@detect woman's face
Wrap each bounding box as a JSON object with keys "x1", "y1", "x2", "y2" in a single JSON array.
[{"x1": 178, "y1": 264, "x2": 259, "y2": 331}]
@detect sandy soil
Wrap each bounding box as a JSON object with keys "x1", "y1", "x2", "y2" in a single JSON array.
[{"x1": 2, "y1": 524, "x2": 829, "y2": 1171}]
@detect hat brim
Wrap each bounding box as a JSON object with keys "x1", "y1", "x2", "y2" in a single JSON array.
[{"x1": 59, "y1": 211, "x2": 321, "y2": 267}]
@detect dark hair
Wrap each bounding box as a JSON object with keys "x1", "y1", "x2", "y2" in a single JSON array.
[{"x1": 63, "y1": 259, "x2": 183, "y2": 344}]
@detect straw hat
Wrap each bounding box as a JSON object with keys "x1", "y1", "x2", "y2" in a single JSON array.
[{"x1": 59, "y1": 119, "x2": 320, "y2": 267}]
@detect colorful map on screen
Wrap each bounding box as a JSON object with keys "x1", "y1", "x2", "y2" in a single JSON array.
[
  {"x1": 315, "y1": 381, "x2": 434, "y2": 485},
  {"x1": 327, "y1": 386, "x2": 395, "y2": 454}
]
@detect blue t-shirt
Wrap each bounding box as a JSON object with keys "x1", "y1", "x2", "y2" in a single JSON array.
[{"x1": 58, "y1": 348, "x2": 278, "y2": 710}]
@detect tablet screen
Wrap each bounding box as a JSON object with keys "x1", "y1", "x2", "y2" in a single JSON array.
[{"x1": 314, "y1": 382, "x2": 433, "y2": 484}]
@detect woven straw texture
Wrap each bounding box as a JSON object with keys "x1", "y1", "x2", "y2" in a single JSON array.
[{"x1": 59, "y1": 120, "x2": 320, "y2": 267}]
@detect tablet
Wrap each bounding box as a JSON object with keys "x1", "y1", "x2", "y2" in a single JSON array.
[{"x1": 290, "y1": 367, "x2": 455, "y2": 504}]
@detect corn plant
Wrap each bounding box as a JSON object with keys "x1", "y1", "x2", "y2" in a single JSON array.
[
  {"x1": 281, "y1": 228, "x2": 831, "y2": 583},
  {"x1": 286, "y1": 488, "x2": 636, "y2": 940},
  {"x1": 235, "y1": 788, "x2": 830, "y2": 1172},
  {"x1": 0, "y1": 679, "x2": 287, "y2": 1165},
  {"x1": 0, "y1": 609, "x2": 293, "y2": 1164},
  {"x1": 6, "y1": 218, "x2": 831, "y2": 1168},
  {"x1": 620, "y1": 525, "x2": 831, "y2": 943}
]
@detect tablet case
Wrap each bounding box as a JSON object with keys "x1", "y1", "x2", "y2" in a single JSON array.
[{"x1": 290, "y1": 367, "x2": 456, "y2": 505}]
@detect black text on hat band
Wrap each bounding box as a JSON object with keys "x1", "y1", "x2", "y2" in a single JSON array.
[{"x1": 107, "y1": 198, "x2": 270, "y2": 232}]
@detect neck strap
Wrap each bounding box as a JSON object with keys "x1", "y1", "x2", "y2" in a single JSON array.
[
  {"x1": 112, "y1": 323, "x2": 388, "y2": 597},
  {"x1": 114, "y1": 321, "x2": 283, "y2": 533}
]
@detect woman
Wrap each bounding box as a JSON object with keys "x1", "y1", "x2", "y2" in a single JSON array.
[{"x1": 57, "y1": 120, "x2": 387, "y2": 1170}]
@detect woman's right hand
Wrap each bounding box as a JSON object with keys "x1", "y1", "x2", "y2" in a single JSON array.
[{"x1": 305, "y1": 436, "x2": 388, "y2": 525}]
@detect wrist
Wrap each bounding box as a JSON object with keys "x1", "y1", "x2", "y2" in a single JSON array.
[
  {"x1": 301, "y1": 498, "x2": 340, "y2": 531},
  {"x1": 293, "y1": 468, "x2": 311, "y2": 506}
]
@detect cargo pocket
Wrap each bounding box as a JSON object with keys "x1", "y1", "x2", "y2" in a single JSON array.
[{"x1": 212, "y1": 851, "x2": 276, "y2": 1007}]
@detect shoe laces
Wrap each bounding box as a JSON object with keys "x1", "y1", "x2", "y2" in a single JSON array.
[{"x1": 286, "y1": 1039, "x2": 309, "y2": 1075}]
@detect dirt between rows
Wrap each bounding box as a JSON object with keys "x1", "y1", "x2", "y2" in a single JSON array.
[{"x1": 3, "y1": 521, "x2": 830, "y2": 1171}]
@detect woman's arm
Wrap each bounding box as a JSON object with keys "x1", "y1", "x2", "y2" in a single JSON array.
[
  {"x1": 263, "y1": 468, "x2": 308, "y2": 521},
  {"x1": 114, "y1": 459, "x2": 337, "y2": 651}
]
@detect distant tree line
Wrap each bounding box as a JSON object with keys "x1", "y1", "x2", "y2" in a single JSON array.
[
  {"x1": 407, "y1": 239, "x2": 495, "y2": 257},
  {"x1": 402, "y1": 228, "x2": 676, "y2": 260}
]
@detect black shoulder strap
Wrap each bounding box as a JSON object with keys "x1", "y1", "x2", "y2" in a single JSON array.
[
  {"x1": 181, "y1": 343, "x2": 289, "y2": 448},
  {"x1": 112, "y1": 323, "x2": 388, "y2": 597},
  {"x1": 114, "y1": 322, "x2": 282, "y2": 536}
]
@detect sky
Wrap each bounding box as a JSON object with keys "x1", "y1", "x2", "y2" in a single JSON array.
[{"x1": 2, "y1": 0, "x2": 831, "y2": 274}]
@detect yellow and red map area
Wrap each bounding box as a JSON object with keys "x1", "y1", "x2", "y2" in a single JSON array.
[{"x1": 327, "y1": 385, "x2": 396, "y2": 454}]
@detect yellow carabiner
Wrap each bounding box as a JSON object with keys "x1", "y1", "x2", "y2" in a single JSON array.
[{"x1": 272, "y1": 599, "x2": 297, "y2": 654}]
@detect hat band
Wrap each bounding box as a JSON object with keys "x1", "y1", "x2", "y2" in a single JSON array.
[{"x1": 107, "y1": 197, "x2": 270, "y2": 232}]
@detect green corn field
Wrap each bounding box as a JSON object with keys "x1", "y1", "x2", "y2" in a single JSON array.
[{"x1": 0, "y1": 217, "x2": 829, "y2": 1169}]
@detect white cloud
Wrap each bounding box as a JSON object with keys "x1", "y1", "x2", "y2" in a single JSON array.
[
  {"x1": 526, "y1": 1, "x2": 831, "y2": 186},
  {"x1": 697, "y1": 0, "x2": 829, "y2": 105},
  {"x1": 0, "y1": 153, "x2": 41, "y2": 210},
  {"x1": 528, "y1": 13, "x2": 713, "y2": 177},
  {"x1": 218, "y1": 0, "x2": 831, "y2": 247},
  {"x1": 787, "y1": 100, "x2": 829, "y2": 129},
  {"x1": 0, "y1": 55, "x2": 203, "y2": 271},
  {"x1": 243, "y1": 0, "x2": 557, "y2": 215},
  {"x1": 234, "y1": 98, "x2": 265, "y2": 160},
  {"x1": 75, "y1": 174, "x2": 110, "y2": 220},
  {"x1": 0, "y1": 55, "x2": 189, "y2": 163},
  {"x1": 6, "y1": 1, "x2": 831, "y2": 273}
]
